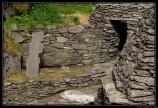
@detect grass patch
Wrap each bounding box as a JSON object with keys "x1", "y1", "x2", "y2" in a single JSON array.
[
  {"x1": 3, "y1": 26, "x2": 21, "y2": 55},
  {"x1": 5, "y1": 71, "x2": 27, "y2": 83},
  {"x1": 5, "y1": 15, "x2": 36, "y2": 29},
  {"x1": 4, "y1": 3, "x2": 96, "y2": 29},
  {"x1": 5, "y1": 65, "x2": 94, "y2": 82},
  {"x1": 4, "y1": 4, "x2": 95, "y2": 53},
  {"x1": 65, "y1": 13, "x2": 90, "y2": 26},
  {"x1": 43, "y1": 4, "x2": 95, "y2": 15},
  {"x1": 38, "y1": 65, "x2": 92, "y2": 80},
  {"x1": 64, "y1": 15, "x2": 80, "y2": 26}
]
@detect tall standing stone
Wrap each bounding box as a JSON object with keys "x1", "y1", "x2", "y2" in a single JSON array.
[{"x1": 26, "y1": 31, "x2": 45, "y2": 77}]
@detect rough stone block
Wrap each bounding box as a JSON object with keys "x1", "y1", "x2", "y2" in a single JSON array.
[
  {"x1": 56, "y1": 37, "x2": 68, "y2": 42},
  {"x1": 142, "y1": 57, "x2": 155, "y2": 63},
  {"x1": 58, "y1": 27, "x2": 68, "y2": 33},
  {"x1": 63, "y1": 47, "x2": 73, "y2": 50},
  {"x1": 129, "y1": 90, "x2": 153, "y2": 98},
  {"x1": 129, "y1": 82, "x2": 150, "y2": 90},
  {"x1": 83, "y1": 60, "x2": 92, "y2": 65},
  {"x1": 84, "y1": 38, "x2": 89, "y2": 42},
  {"x1": 12, "y1": 32, "x2": 25, "y2": 43},
  {"x1": 132, "y1": 76, "x2": 154, "y2": 86},
  {"x1": 54, "y1": 43, "x2": 64, "y2": 48},
  {"x1": 130, "y1": 95, "x2": 154, "y2": 102},
  {"x1": 68, "y1": 26, "x2": 83, "y2": 33},
  {"x1": 83, "y1": 54, "x2": 93, "y2": 57},
  {"x1": 64, "y1": 78, "x2": 71, "y2": 83},
  {"x1": 147, "y1": 29, "x2": 155, "y2": 35},
  {"x1": 72, "y1": 44, "x2": 87, "y2": 49},
  {"x1": 145, "y1": 19, "x2": 152, "y2": 25},
  {"x1": 134, "y1": 69, "x2": 151, "y2": 76},
  {"x1": 49, "y1": 36, "x2": 56, "y2": 41},
  {"x1": 143, "y1": 51, "x2": 154, "y2": 57},
  {"x1": 146, "y1": 44, "x2": 155, "y2": 49},
  {"x1": 41, "y1": 51, "x2": 82, "y2": 66},
  {"x1": 44, "y1": 41, "x2": 50, "y2": 46}
]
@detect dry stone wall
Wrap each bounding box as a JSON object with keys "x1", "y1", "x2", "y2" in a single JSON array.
[
  {"x1": 3, "y1": 69, "x2": 107, "y2": 105},
  {"x1": 3, "y1": 31, "x2": 32, "y2": 78},
  {"x1": 3, "y1": 4, "x2": 121, "y2": 76},
  {"x1": 20, "y1": 24, "x2": 119, "y2": 68},
  {"x1": 89, "y1": 3, "x2": 155, "y2": 104},
  {"x1": 3, "y1": 52, "x2": 21, "y2": 78},
  {"x1": 3, "y1": 3, "x2": 155, "y2": 105}
]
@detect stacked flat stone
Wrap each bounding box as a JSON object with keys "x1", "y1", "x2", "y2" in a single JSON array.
[
  {"x1": 90, "y1": 3, "x2": 155, "y2": 105},
  {"x1": 3, "y1": 52, "x2": 21, "y2": 78},
  {"x1": 19, "y1": 24, "x2": 119, "y2": 68},
  {"x1": 3, "y1": 69, "x2": 108, "y2": 105},
  {"x1": 3, "y1": 3, "x2": 155, "y2": 105},
  {"x1": 95, "y1": 80, "x2": 110, "y2": 105}
]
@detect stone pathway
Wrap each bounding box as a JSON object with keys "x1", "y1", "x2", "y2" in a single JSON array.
[
  {"x1": 82, "y1": 58, "x2": 131, "y2": 104},
  {"x1": 26, "y1": 31, "x2": 45, "y2": 77},
  {"x1": 101, "y1": 59, "x2": 132, "y2": 104}
]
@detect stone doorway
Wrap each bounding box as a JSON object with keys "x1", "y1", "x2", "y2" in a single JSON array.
[{"x1": 110, "y1": 20, "x2": 127, "y2": 51}]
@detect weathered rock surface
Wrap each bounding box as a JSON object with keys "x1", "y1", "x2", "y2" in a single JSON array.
[
  {"x1": 56, "y1": 37, "x2": 67, "y2": 42},
  {"x1": 60, "y1": 90, "x2": 95, "y2": 104},
  {"x1": 3, "y1": 52, "x2": 21, "y2": 78},
  {"x1": 129, "y1": 90, "x2": 153, "y2": 98},
  {"x1": 41, "y1": 50, "x2": 82, "y2": 66},
  {"x1": 26, "y1": 31, "x2": 45, "y2": 77},
  {"x1": 19, "y1": 23, "x2": 119, "y2": 67},
  {"x1": 68, "y1": 25, "x2": 84, "y2": 33},
  {"x1": 12, "y1": 32, "x2": 25, "y2": 43},
  {"x1": 101, "y1": 59, "x2": 132, "y2": 104},
  {"x1": 99, "y1": 3, "x2": 156, "y2": 105}
]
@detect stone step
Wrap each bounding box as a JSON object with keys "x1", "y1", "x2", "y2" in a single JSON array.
[
  {"x1": 101, "y1": 59, "x2": 132, "y2": 104},
  {"x1": 103, "y1": 82, "x2": 131, "y2": 104}
]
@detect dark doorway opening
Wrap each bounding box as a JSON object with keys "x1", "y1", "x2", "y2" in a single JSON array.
[{"x1": 110, "y1": 20, "x2": 127, "y2": 51}]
